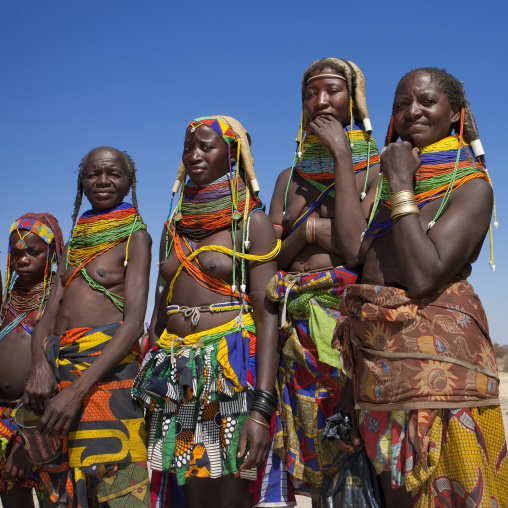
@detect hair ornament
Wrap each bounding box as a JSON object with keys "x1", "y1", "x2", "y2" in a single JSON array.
[
  {"x1": 305, "y1": 73, "x2": 347, "y2": 85},
  {"x1": 470, "y1": 139, "x2": 485, "y2": 158},
  {"x1": 10, "y1": 219, "x2": 55, "y2": 247},
  {"x1": 363, "y1": 118, "x2": 373, "y2": 134},
  {"x1": 2, "y1": 213, "x2": 63, "y2": 325}
]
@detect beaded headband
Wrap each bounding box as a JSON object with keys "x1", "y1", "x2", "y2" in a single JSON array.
[
  {"x1": 10, "y1": 219, "x2": 55, "y2": 248},
  {"x1": 188, "y1": 117, "x2": 236, "y2": 145},
  {"x1": 305, "y1": 73, "x2": 347, "y2": 85}
]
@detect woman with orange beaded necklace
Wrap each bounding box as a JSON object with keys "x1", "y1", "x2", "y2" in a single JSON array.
[
  {"x1": 331, "y1": 68, "x2": 507, "y2": 507},
  {"x1": 134, "y1": 116, "x2": 280, "y2": 508}
]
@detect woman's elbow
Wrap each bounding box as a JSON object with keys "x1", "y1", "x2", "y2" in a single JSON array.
[{"x1": 406, "y1": 278, "x2": 439, "y2": 299}]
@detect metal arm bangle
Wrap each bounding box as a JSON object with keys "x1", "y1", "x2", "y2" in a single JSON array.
[{"x1": 248, "y1": 416, "x2": 271, "y2": 431}]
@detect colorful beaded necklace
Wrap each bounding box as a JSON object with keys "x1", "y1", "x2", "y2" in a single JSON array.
[
  {"x1": 65, "y1": 202, "x2": 146, "y2": 311},
  {"x1": 1, "y1": 218, "x2": 59, "y2": 340},
  {"x1": 364, "y1": 136, "x2": 487, "y2": 236},
  {"x1": 284, "y1": 123, "x2": 379, "y2": 211},
  {"x1": 175, "y1": 172, "x2": 262, "y2": 241},
  {"x1": 164, "y1": 116, "x2": 277, "y2": 309}
]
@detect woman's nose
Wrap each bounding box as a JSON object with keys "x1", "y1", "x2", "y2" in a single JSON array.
[
  {"x1": 316, "y1": 90, "x2": 329, "y2": 109},
  {"x1": 16, "y1": 253, "x2": 30, "y2": 266},
  {"x1": 406, "y1": 100, "x2": 422, "y2": 119},
  {"x1": 96, "y1": 172, "x2": 111, "y2": 186},
  {"x1": 188, "y1": 148, "x2": 202, "y2": 163}
]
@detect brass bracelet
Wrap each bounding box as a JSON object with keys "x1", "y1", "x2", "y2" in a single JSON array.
[
  {"x1": 391, "y1": 202, "x2": 420, "y2": 219},
  {"x1": 248, "y1": 416, "x2": 271, "y2": 431},
  {"x1": 391, "y1": 190, "x2": 416, "y2": 207}
]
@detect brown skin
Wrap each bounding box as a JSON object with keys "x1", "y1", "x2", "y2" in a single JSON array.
[
  {"x1": 270, "y1": 67, "x2": 378, "y2": 272},
  {"x1": 150, "y1": 125, "x2": 278, "y2": 508},
  {"x1": 0, "y1": 231, "x2": 53, "y2": 508},
  {"x1": 23, "y1": 148, "x2": 152, "y2": 441},
  {"x1": 0, "y1": 232, "x2": 52, "y2": 402},
  {"x1": 331, "y1": 71, "x2": 493, "y2": 503},
  {"x1": 270, "y1": 67, "x2": 379, "y2": 508}
]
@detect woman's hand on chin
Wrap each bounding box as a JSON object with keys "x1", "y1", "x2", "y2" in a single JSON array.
[{"x1": 380, "y1": 141, "x2": 421, "y2": 192}]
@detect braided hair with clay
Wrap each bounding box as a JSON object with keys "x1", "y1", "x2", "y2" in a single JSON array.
[
  {"x1": 384, "y1": 68, "x2": 485, "y2": 167},
  {"x1": 71, "y1": 146, "x2": 140, "y2": 232}
]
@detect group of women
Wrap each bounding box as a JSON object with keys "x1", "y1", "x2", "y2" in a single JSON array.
[{"x1": 1, "y1": 57, "x2": 506, "y2": 508}]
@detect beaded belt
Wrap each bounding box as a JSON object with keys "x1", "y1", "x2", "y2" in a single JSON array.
[{"x1": 166, "y1": 302, "x2": 253, "y2": 326}]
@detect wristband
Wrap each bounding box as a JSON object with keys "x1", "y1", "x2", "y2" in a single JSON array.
[
  {"x1": 248, "y1": 416, "x2": 270, "y2": 430},
  {"x1": 306, "y1": 218, "x2": 316, "y2": 243}
]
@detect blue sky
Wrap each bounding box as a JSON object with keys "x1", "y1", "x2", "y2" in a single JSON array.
[{"x1": 2, "y1": 0, "x2": 507, "y2": 343}]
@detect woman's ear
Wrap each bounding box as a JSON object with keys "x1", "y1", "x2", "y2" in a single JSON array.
[
  {"x1": 230, "y1": 142, "x2": 238, "y2": 166},
  {"x1": 450, "y1": 104, "x2": 461, "y2": 125}
]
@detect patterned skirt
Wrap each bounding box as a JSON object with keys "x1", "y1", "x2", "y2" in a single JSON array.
[
  {"x1": 40, "y1": 323, "x2": 149, "y2": 507},
  {"x1": 360, "y1": 406, "x2": 508, "y2": 507},
  {"x1": 265, "y1": 268, "x2": 356, "y2": 491},
  {"x1": 132, "y1": 314, "x2": 258, "y2": 486}
]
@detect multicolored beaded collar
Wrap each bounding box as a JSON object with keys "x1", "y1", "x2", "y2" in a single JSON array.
[
  {"x1": 365, "y1": 136, "x2": 487, "y2": 237},
  {"x1": 1, "y1": 216, "x2": 61, "y2": 337},
  {"x1": 65, "y1": 202, "x2": 146, "y2": 311},
  {"x1": 284, "y1": 123, "x2": 379, "y2": 208}
]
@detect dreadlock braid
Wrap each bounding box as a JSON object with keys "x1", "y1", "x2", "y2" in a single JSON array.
[
  {"x1": 122, "y1": 151, "x2": 140, "y2": 213},
  {"x1": 384, "y1": 68, "x2": 484, "y2": 164},
  {"x1": 463, "y1": 102, "x2": 485, "y2": 167},
  {"x1": 71, "y1": 146, "x2": 141, "y2": 233},
  {"x1": 71, "y1": 162, "x2": 85, "y2": 233}
]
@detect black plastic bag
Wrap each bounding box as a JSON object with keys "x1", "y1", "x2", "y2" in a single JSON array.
[
  {"x1": 319, "y1": 446, "x2": 383, "y2": 508},
  {"x1": 319, "y1": 411, "x2": 383, "y2": 507}
]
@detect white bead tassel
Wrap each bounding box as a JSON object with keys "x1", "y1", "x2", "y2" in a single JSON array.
[
  {"x1": 470, "y1": 139, "x2": 485, "y2": 158},
  {"x1": 363, "y1": 118, "x2": 373, "y2": 134}
]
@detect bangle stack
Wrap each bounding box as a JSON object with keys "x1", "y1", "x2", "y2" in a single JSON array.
[
  {"x1": 390, "y1": 190, "x2": 419, "y2": 220},
  {"x1": 250, "y1": 388, "x2": 277, "y2": 420},
  {"x1": 306, "y1": 218, "x2": 316, "y2": 243}
]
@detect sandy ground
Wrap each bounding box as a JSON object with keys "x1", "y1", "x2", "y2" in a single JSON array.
[{"x1": 27, "y1": 373, "x2": 508, "y2": 508}]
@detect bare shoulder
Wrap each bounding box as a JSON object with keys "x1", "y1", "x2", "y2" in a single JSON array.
[
  {"x1": 249, "y1": 208, "x2": 274, "y2": 230},
  {"x1": 130, "y1": 228, "x2": 152, "y2": 248},
  {"x1": 274, "y1": 167, "x2": 293, "y2": 190},
  {"x1": 451, "y1": 177, "x2": 493, "y2": 209},
  {"x1": 427, "y1": 177, "x2": 493, "y2": 257},
  {"x1": 269, "y1": 167, "x2": 293, "y2": 222},
  {"x1": 247, "y1": 210, "x2": 277, "y2": 253}
]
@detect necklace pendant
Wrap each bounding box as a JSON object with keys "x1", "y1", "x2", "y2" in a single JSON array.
[{"x1": 231, "y1": 209, "x2": 242, "y2": 222}]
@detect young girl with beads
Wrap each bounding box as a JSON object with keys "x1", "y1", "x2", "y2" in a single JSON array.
[
  {"x1": 261, "y1": 58, "x2": 380, "y2": 508},
  {"x1": 0, "y1": 212, "x2": 63, "y2": 508},
  {"x1": 23, "y1": 147, "x2": 152, "y2": 507},
  {"x1": 331, "y1": 68, "x2": 507, "y2": 506},
  {"x1": 133, "y1": 116, "x2": 280, "y2": 508}
]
